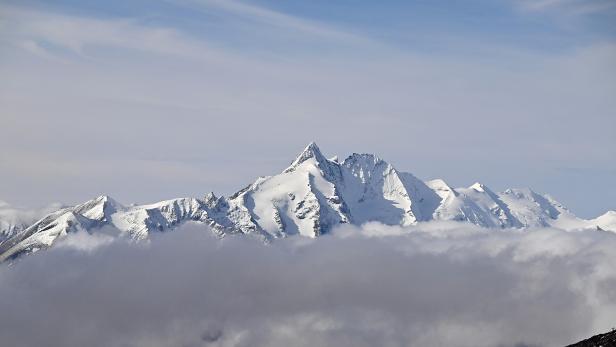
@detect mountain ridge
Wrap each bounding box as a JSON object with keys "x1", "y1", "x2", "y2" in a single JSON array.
[{"x1": 1, "y1": 142, "x2": 614, "y2": 261}]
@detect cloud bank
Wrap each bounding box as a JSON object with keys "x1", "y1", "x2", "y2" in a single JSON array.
[{"x1": 1, "y1": 222, "x2": 615, "y2": 347}]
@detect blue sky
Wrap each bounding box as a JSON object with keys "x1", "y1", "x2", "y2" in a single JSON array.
[
  {"x1": 0, "y1": 0, "x2": 615, "y2": 217},
  {"x1": 8, "y1": 0, "x2": 616, "y2": 49}
]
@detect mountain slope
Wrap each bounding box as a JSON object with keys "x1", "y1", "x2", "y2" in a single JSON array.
[
  {"x1": 1, "y1": 142, "x2": 613, "y2": 260},
  {"x1": 0, "y1": 201, "x2": 64, "y2": 243},
  {"x1": 566, "y1": 329, "x2": 616, "y2": 347},
  {"x1": 593, "y1": 211, "x2": 616, "y2": 232},
  {"x1": 0, "y1": 196, "x2": 233, "y2": 261}
]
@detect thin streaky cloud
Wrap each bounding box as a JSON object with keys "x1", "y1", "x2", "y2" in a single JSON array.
[
  {"x1": 0, "y1": 4, "x2": 219, "y2": 60},
  {"x1": 569, "y1": 1, "x2": 616, "y2": 15},
  {"x1": 0, "y1": 2, "x2": 371, "y2": 64},
  {"x1": 519, "y1": 0, "x2": 616, "y2": 14},
  {"x1": 0, "y1": 1, "x2": 614, "y2": 217},
  {"x1": 523, "y1": 0, "x2": 576, "y2": 10},
  {"x1": 171, "y1": 0, "x2": 369, "y2": 43}
]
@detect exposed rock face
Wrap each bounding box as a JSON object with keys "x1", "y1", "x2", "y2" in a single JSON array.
[{"x1": 566, "y1": 329, "x2": 616, "y2": 347}]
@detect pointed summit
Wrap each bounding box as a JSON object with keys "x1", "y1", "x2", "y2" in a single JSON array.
[
  {"x1": 74, "y1": 195, "x2": 122, "y2": 221},
  {"x1": 294, "y1": 142, "x2": 324, "y2": 164},
  {"x1": 284, "y1": 142, "x2": 328, "y2": 173},
  {"x1": 470, "y1": 182, "x2": 487, "y2": 192}
]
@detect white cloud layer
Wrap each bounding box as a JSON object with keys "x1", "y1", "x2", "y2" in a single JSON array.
[{"x1": 1, "y1": 223, "x2": 615, "y2": 347}]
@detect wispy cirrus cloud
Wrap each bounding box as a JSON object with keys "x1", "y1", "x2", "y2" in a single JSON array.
[
  {"x1": 518, "y1": 0, "x2": 616, "y2": 15},
  {"x1": 172, "y1": 0, "x2": 366, "y2": 42},
  {"x1": 0, "y1": 0, "x2": 367, "y2": 62},
  {"x1": 0, "y1": 1, "x2": 614, "y2": 217},
  {"x1": 0, "y1": 5, "x2": 214, "y2": 59}
]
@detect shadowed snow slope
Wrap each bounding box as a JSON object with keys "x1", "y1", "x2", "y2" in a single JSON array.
[{"x1": 1, "y1": 142, "x2": 613, "y2": 260}]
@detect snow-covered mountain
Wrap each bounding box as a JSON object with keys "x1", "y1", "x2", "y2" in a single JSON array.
[
  {"x1": 1, "y1": 142, "x2": 613, "y2": 261},
  {"x1": 593, "y1": 211, "x2": 616, "y2": 232},
  {"x1": 0, "y1": 200, "x2": 64, "y2": 243}
]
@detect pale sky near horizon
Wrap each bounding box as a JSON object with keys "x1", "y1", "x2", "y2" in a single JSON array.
[{"x1": 1, "y1": 0, "x2": 615, "y2": 218}]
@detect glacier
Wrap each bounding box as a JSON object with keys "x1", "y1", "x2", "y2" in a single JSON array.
[{"x1": 1, "y1": 142, "x2": 614, "y2": 261}]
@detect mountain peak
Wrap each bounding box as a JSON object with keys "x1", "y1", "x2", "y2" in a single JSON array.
[
  {"x1": 341, "y1": 153, "x2": 388, "y2": 175},
  {"x1": 298, "y1": 141, "x2": 323, "y2": 160},
  {"x1": 470, "y1": 182, "x2": 487, "y2": 192},
  {"x1": 284, "y1": 142, "x2": 328, "y2": 172},
  {"x1": 74, "y1": 195, "x2": 122, "y2": 221},
  {"x1": 4, "y1": 145, "x2": 615, "y2": 262},
  {"x1": 95, "y1": 194, "x2": 113, "y2": 204}
]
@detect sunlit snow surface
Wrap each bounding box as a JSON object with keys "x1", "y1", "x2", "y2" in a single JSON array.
[{"x1": 0, "y1": 143, "x2": 614, "y2": 261}]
